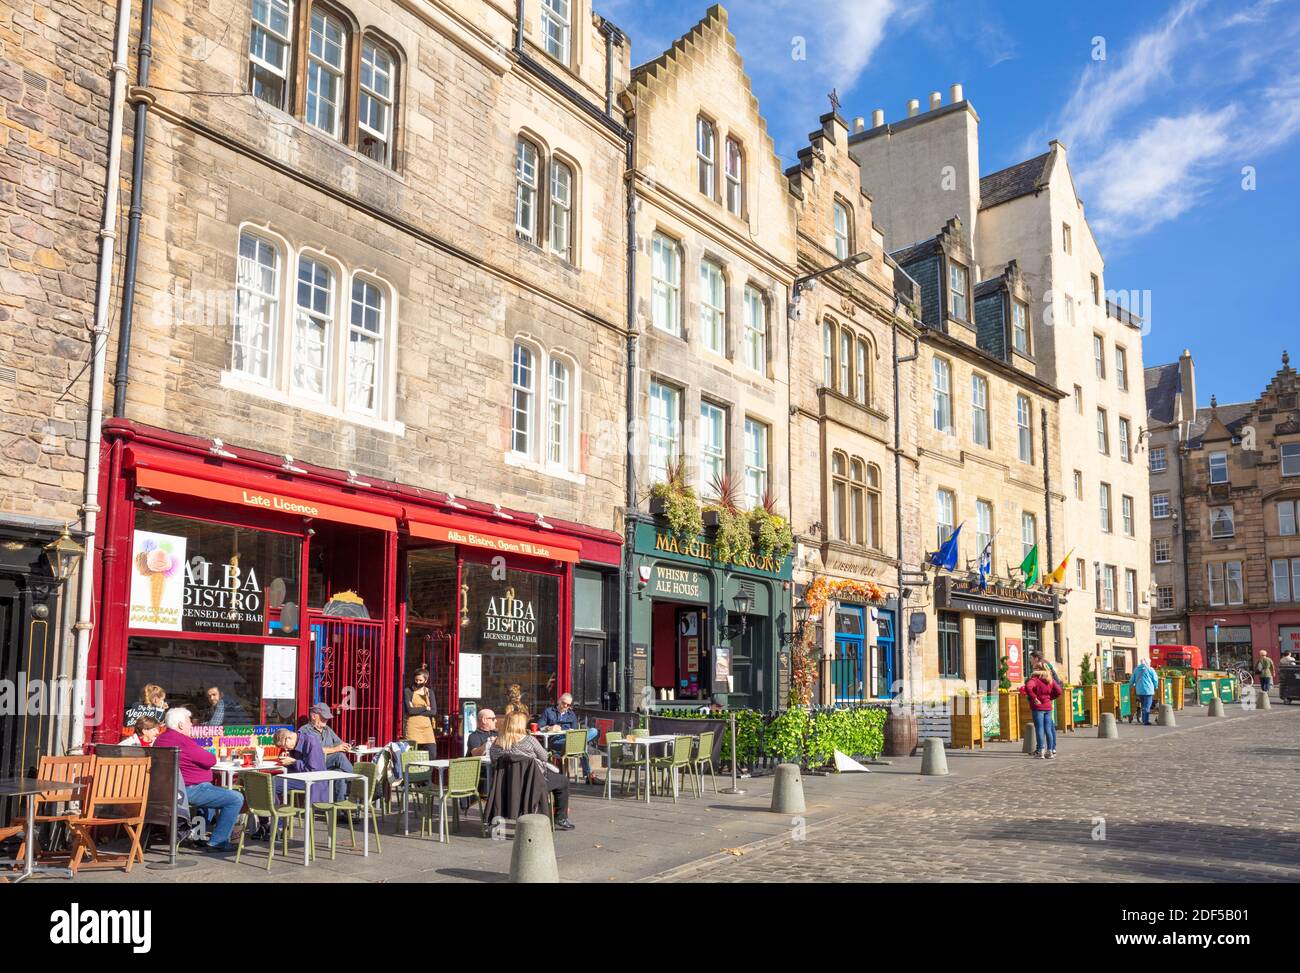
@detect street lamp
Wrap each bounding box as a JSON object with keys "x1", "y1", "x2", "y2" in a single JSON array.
[
  {"x1": 43, "y1": 524, "x2": 84, "y2": 583},
  {"x1": 779, "y1": 596, "x2": 811, "y2": 646},
  {"x1": 724, "y1": 590, "x2": 754, "y2": 640}
]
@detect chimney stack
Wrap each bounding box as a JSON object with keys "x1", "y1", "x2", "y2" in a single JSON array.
[
  {"x1": 871, "y1": 108, "x2": 885, "y2": 128},
  {"x1": 853, "y1": 116, "x2": 865, "y2": 133},
  {"x1": 907, "y1": 99, "x2": 919, "y2": 117},
  {"x1": 950, "y1": 83, "x2": 964, "y2": 103},
  {"x1": 929, "y1": 91, "x2": 942, "y2": 111}
]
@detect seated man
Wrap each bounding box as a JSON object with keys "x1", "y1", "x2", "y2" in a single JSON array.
[
  {"x1": 274, "y1": 727, "x2": 332, "y2": 805},
  {"x1": 155, "y1": 707, "x2": 244, "y2": 853},
  {"x1": 466, "y1": 709, "x2": 499, "y2": 756},
  {"x1": 540, "y1": 693, "x2": 599, "y2": 784},
  {"x1": 298, "y1": 703, "x2": 353, "y2": 801}
]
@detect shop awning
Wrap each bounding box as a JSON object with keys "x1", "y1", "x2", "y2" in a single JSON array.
[
  {"x1": 131, "y1": 461, "x2": 399, "y2": 533},
  {"x1": 407, "y1": 511, "x2": 580, "y2": 563}
]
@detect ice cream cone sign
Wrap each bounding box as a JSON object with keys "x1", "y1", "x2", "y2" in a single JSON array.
[{"x1": 129, "y1": 531, "x2": 186, "y2": 631}]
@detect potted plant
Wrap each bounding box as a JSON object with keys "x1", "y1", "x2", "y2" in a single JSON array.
[
  {"x1": 648, "y1": 459, "x2": 704, "y2": 540},
  {"x1": 749, "y1": 489, "x2": 794, "y2": 562},
  {"x1": 702, "y1": 473, "x2": 752, "y2": 564}
]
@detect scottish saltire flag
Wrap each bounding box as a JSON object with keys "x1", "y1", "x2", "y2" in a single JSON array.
[
  {"x1": 978, "y1": 537, "x2": 994, "y2": 590},
  {"x1": 927, "y1": 523, "x2": 962, "y2": 572}
]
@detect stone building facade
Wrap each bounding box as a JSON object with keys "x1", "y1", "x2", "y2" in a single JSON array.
[{"x1": 1181, "y1": 353, "x2": 1300, "y2": 670}]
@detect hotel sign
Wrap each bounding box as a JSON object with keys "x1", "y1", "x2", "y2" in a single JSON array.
[
  {"x1": 1095, "y1": 616, "x2": 1137, "y2": 639},
  {"x1": 935, "y1": 576, "x2": 1059, "y2": 622}
]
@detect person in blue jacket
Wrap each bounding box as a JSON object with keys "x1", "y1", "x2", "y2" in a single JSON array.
[{"x1": 1130, "y1": 659, "x2": 1160, "y2": 725}]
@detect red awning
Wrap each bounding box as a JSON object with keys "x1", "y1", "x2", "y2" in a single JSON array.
[
  {"x1": 128, "y1": 452, "x2": 400, "y2": 533},
  {"x1": 407, "y1": 511, "x2": 580, "y2": 563}
]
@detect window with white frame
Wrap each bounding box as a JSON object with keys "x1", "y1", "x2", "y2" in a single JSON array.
[
  {"x1": 696, "y1": 116, "x2": 716, "y2": 198},
  {"x1": 936, "y1": 489, "x2": 955, "y2": 550},
  {"x1": 1115, "y1": 346, "x2": 1129, "y2": 390},
  {"x1": 849, "y1": 458, "x2": 866, "y2": 546},
  {"x1": 1100, "y1": 482, "x2": 1112, "y2": 533},
  {"x1": 1017, "y1": 394, "x2": 1033, "y2": 463},
  {"x1": 549, "y1": 159, "x2": 573, "y2": 261},
  {"x1": 1157, "y1": 585, "x2": 1174, "y2": 610},
  {"x1": 1272, "y1": 557, "x2": 1300, "y2": 602},
  {"x1": 1279, "y1": 500, "x2": 1298, "y2": 536},
  {"x1": 651, "y1": 233, "x2": 681, "y2": 335},
  {"x1": 1283, "y1": 442, "x2": 1300, "y2": 477},
  {"x1": 1093, "y1": 334, "x2": 1105, "y2": 379},
  {"x1": 1226, "y1": 561, "x2": 1244, "y2": 604},
  {"x1": 855, "y1": 337, "x2": 869, "y2": 405},
  {"x1": 540, "y1": 0, "x2": 571, "y2": 64},
  {"x1": 1209, "y1": 561, "x2": 1243, "y2": 605},
  {"x1": 1022, "y1": 512, "x2": 1037, "y2": 560},
  {"x1": 1102, "y1": 564, "x2": 1116, "y2": 611},
  {"x1": 837, "y1": 329, "x2": 854, "y2": 397},
  {"x1": 1152, "y1": 492, "x2": 1170, "y2": 519},
  {"x1": 742, "y1": 285, "x2": 766, "y2": 373},
  {"x1": 648, "y1": 380, "x2": 681, "y2": 485},
  {"x1": 1012, "y1": 300, "x2": 1029, "y2": 354},
  {"x1": 1073, "y1": 469, "x2": 1083, "y2": 499},
  {"x1": 699, "y1": 260, "x2": 726, "y2": 355},
  {"x1": 865, "y1": 463, "x2": 881, "y2": 549},
  {"x1": 233, "y1": 232, "x2": 279, "y2": 383},
  {"x1": 1124, "y1": 569, "x2": 1137, "y2": 613},
  {"x1": 358, "y1": 39, "x2": 395, "y2": 165},
  {"x1": 743, "y1": 418, "x2": 769, "y2": 507},
  {"x1": 1097, "y1": 408, "x2": 1109, "y2": 454},
  {"x1": 1153, "y1": 537, "x2": 1171, "y2": 563},
  {"x1": 831, "y1": 451, "x2": 848, "y2": 541},
  {"x1": 948, "y1": 262, "x2": 968, "y2": 320},
  {"x1": 725, "y1": 138, "x2": 743, "y2": 216},
  {"x1": 833, "y1": 201, "x2": 851, "y2": 261},
  {"x1": 249, "y1": 0, "x2": 293, "y2": 109},
  {"x1": 1209, "y1": 450, "x2": 1228, "y2": 484},
  {"x1": 1122, "y1": 494, "x2": 1134, "y2": 536},
  {"x1": 546, "y1": 357, "x2": 571, "y2": 467},
  {"x1": 971, "y1": 374, "x2": 989, "y2": 448},
  {"x1": 822, "y1": 320, "x2": 834, "y2": 387},
  {"x1": 511, "y1": 342, "x2": 536, "y2": 456},
  {"x1": 976, "y1": 499, "x2": 993, "y2": 562},
  {"x1": 346, "y1": 277, "x2": 383, "y2": 413},
  {"x1": 699, "y1": 401, "x2": 726, "y2": 497},
  {"x1": 1118, "y1": 417, "x2": 1131, "y2": 462},
  {"x1": 1150, "y1": 447, "x2": 1167, "y2": 473},
  {"x1": 305, "y1": 8, "x2": 346, "y2": 137},
  {"x1": 932, "y1": 357, "x2": 952, "y2": 432},
  {"x1": 292, "y1": 255, "x2": 333, "y2": 398},
  {"x1": 1210, "y1": 505, "x2": 1235, "y2": 539},
  {"x1": 514, "y1": 138, "x2": 540, "y2": 241}
]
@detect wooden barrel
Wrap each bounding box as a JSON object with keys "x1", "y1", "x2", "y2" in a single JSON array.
[{"x1": 884, "y1": 710, "x2": 918, "y2": 757}]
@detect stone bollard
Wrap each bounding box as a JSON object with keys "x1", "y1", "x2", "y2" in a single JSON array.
[
  {"x1": 509, "y1": 814, "x2": 559, "y2": 883},
  {"x1": 1257, "y1": 689, "x2": 1272, "y2": 711},
  {"x1": 1157, "y1": 703, "x2": 1176, "y2": 727},
  {"x1": 769, "y1": 763, "x2": 806, "y2": 814},
  {"x1": 1098, "y1": 713, "x2": 1119, "y2": 739},
  {"x1": 920, "y1": 737, "x2": 949, "y2": 776},
  {"x1": 1022, "y1": 723, "x2": 1037, "y2": 754},
  {"x1": 1207, "y1": 696, "x2": 1225, "y2": 718}
]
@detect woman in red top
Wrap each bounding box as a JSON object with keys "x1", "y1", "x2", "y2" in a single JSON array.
[{"x1": 1020, "y1": 665, "x2": 1062, "y2": 759}]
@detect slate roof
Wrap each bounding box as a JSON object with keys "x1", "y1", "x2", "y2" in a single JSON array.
[
  {"x1": 974, "y1": 277, "x2": 1004, "y2": 299},
  {"x1": 979, "y1": 152, "x2": 1053, "y2": 210},
  {"x1": 1145, "y1": 362, "x2": 1182, "y2": 425},
  {"x1": 1187, "y1": 402, "x2": 1253, "y2": 446}
]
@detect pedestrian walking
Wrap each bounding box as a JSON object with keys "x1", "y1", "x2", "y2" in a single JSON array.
[
  {"x1": 1254, "y1": 651, "x2": 1275, "y2": 695},
  {"x1": 1020, "y1": 664, "x2": 1061, "y2": 759},
  {"x1": 1130, "y1": 658, "x2": 1159, "y2": 725}
]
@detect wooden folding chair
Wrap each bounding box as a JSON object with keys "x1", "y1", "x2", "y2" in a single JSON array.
[
  {"x1": 66, "y1": 756, "x2": 151, "y2": 874},
  {"x1": 10, "y1": 754, "x2": 96, "y2": 863}
]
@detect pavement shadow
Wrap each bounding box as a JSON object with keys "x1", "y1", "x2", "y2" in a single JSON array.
[
  {"x1": 1246, "y1": 747, "x2": 1300, "y2": 757},
  {"x1": 433, "y1": 867, "x2": 508, "y2": 883}
]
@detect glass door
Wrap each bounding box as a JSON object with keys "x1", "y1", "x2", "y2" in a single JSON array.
[
  {"x1": 975, "y1": 617, "x2": 999, "y2": 689},
  {"x1": 874, "y1": 609, "x2": 896, "y2": 698},
  {"x1": 832, "y1": 605, "x2": 865, "y2": 703}
]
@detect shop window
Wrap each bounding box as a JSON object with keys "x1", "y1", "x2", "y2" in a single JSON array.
[
  {"x1": 1023, "y1": 622, "x2": 1040, "y2": 659},
  {"x1": 127, "y1": 638, "x2": 298, "y2": 728},
  {"x1": 938, "y1": 611, "x2": 962, "y2": 679}
]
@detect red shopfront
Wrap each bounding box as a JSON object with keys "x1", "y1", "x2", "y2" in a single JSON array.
[{"x1": 90, "y1": 422, "x2": 622, "y2": 753}]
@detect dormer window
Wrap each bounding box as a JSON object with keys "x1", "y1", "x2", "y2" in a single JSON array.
[
  {"x1": 947, "y1": 261, "x2": 968, "y2": 320},
  {"x1": 1011, "y1": 300, "x2": 1029, "y2": 354}
]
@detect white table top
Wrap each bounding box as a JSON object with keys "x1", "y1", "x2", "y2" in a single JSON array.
[
  {"x1": 349, "y1": 746, "x2": 384, "y2": 756},
  {"x1": 530, "y1": 730, "x2": 568, "y2": 739},
  {"x1": 408, "y1": 756, "x2": 490, "y2": 769},
  {"x1": 213, "y1": 761, "x2": 281, "y2": 772},
  {"x1": 278, "y1": 769, "x2": 360, "y2": 782},
  {"x1": 618, "y1": 734, "x2": 677, "y2": 746}
]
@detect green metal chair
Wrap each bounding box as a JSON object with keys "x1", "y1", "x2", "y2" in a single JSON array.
[
  {"x1": 603, "y1": 731, "x2": 644, "y2": 799},
  {"x1": 311, "y1": 762, "x2": 385, "y2": 858},
  {"x1": 400, "y1": 748, "x2": 438, "y2": 837},
  {"x1": 234, "y1": 771, "x2": 307, "y2": 871},
  {"x1": 691, "y1": 730, "x2": 718, "y2": 795},
  {"x1": 438, "y1": 757, "x2": 485, "y2": 840},
  {"x1": 650, "y1": 736, "x2": 696, "y2": 802},
  {"x1": 559, "y1": 729, "x2": 588, "y2": 782}
]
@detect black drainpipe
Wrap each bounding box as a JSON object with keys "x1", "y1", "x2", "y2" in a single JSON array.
[{"x1": 112, "y1": 0, "x2": 156, "y2": 418}]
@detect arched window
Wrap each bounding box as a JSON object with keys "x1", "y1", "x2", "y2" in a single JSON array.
[
  {"x1": 725, "y1": 137, "x2": 744, "y2": 215},
  {"x1": 233, "y1": 232, "x2": 280, "y2": 382},
  {"x1": 292, "y1": 254, "x2": 334, "y2": 398},
  {"x1": 546, "y1": 356, "x2": 571, "y2": 467},
  {"x1": 696, "y1": 116, "x2": 716, "y2": 198},
  {"x1": 358, "y1": 37, "x2": 396, "y2": 165},
  {"x1": 866, "y1": 464, "x2": 881, "y2": 549},
  {"x1": 249, "y1": 0, "x2": 293, "y2": 109},
  {"x1": 831, "y1": 451, "x2": 848, "y2": 541},
  {"x1": 305, "y1": 7, "x2": 347, "y2": 137},
  {"x1": 511, "y1": 342, "x2": 536, "y2": 455},
  {"x1": 850, "y1": 458, "x2": 865, "y2": 546},
  {"x1": 347, "y1": 276, "x2": 384, "y2": 414},
  {"x1": 549, "y1": 159, "x2": 573, "y2": 261},
  {"x1": 515, "y1": 138, "x2": 540, "y2": 241}
]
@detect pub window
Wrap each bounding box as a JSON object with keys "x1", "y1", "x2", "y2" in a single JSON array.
[
  {"x1": 699, "y1": 258, "x2": 727, "y2": 355},
  {"x1": 725, "y1": 138, "x2": 744, "y2": 216},
  {"x1": 305, "y1": 7, "x2": 348, "y2": 138},
  {"x1": 515, "y1": 138, "x2": 541, "y2": 241},
  {"x1": 938, "y1": 612, "x2": 962, "y2": 679},
  {"x1": 233, "y1": 232, "x2": 281, "y2": 383},
  {"x1": 651, "y1": 233, "x2": 682, "y2": 335},
  {"x1": 1022, "y1": 623, "x2": 1041, "y2": 659},
  {"x1": 357, "y1": 37, "x2": 396, "y2": 165},
  {"x1": 540, "y1": 0, "x2": 571, "y2": 65},
  {"x1": 696, "y1": 115, "x2": 717, "y2": 199},
  {"x1": 248, "y1": 0, "x2": 293, "y2": 109}
]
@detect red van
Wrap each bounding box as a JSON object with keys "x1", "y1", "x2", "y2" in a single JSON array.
[{"x1": 1149, "y1": 644, "x2": 1204, "y2": 670}]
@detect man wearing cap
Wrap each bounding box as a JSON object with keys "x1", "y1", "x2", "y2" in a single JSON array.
[{"x1": 300, "y1": 703, "x2": 354, "y2": 801}]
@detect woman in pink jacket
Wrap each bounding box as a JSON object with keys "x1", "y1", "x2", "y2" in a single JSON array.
[{"x1": 1020, "y1": 665, "x2": 1062, "y2": 759}]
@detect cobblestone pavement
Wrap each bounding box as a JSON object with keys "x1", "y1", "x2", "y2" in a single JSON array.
[{"x1": 654, "y1": 705, "x2": 1300, "y2": 882}]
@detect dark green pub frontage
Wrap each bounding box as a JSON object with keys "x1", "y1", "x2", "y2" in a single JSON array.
[{"x1": 626, "y1": 520, "x2": 793, "y2": 712}]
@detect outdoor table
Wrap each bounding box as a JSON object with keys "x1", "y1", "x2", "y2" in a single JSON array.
[
  {"x1": 402, "y1": 756, "x2": 490, "y2": 842},
  {"x1": 349, "y1": 746, "x2": 385, "y2": 761},
  {"x1": 606, "y1": 735, "x2": 676, "y2": 804},
  {"x1": 275, "y1": 770, "x2": 369, "y2": 867},
  {"x1": 529, "y1": 730, "x2": 568, "y2": 744},
  {"x1": 213, "y1": 760, "x2": 281, "y2": 788},
  {"x1": 0, "y1": 777, "x2": 75, "y2": 883}
]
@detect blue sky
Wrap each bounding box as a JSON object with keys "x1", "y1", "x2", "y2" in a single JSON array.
[{"x1": 600, "y1": 0, "x2": 1300, "y2": 406}]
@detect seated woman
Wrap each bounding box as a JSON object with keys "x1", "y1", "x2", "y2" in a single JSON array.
[
  {"x1": 489, "y1": 711, "x2": 574, "y2": 831},
  {"x1": 120, "y1": 715, "x2": 162, "y2": 747}
]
